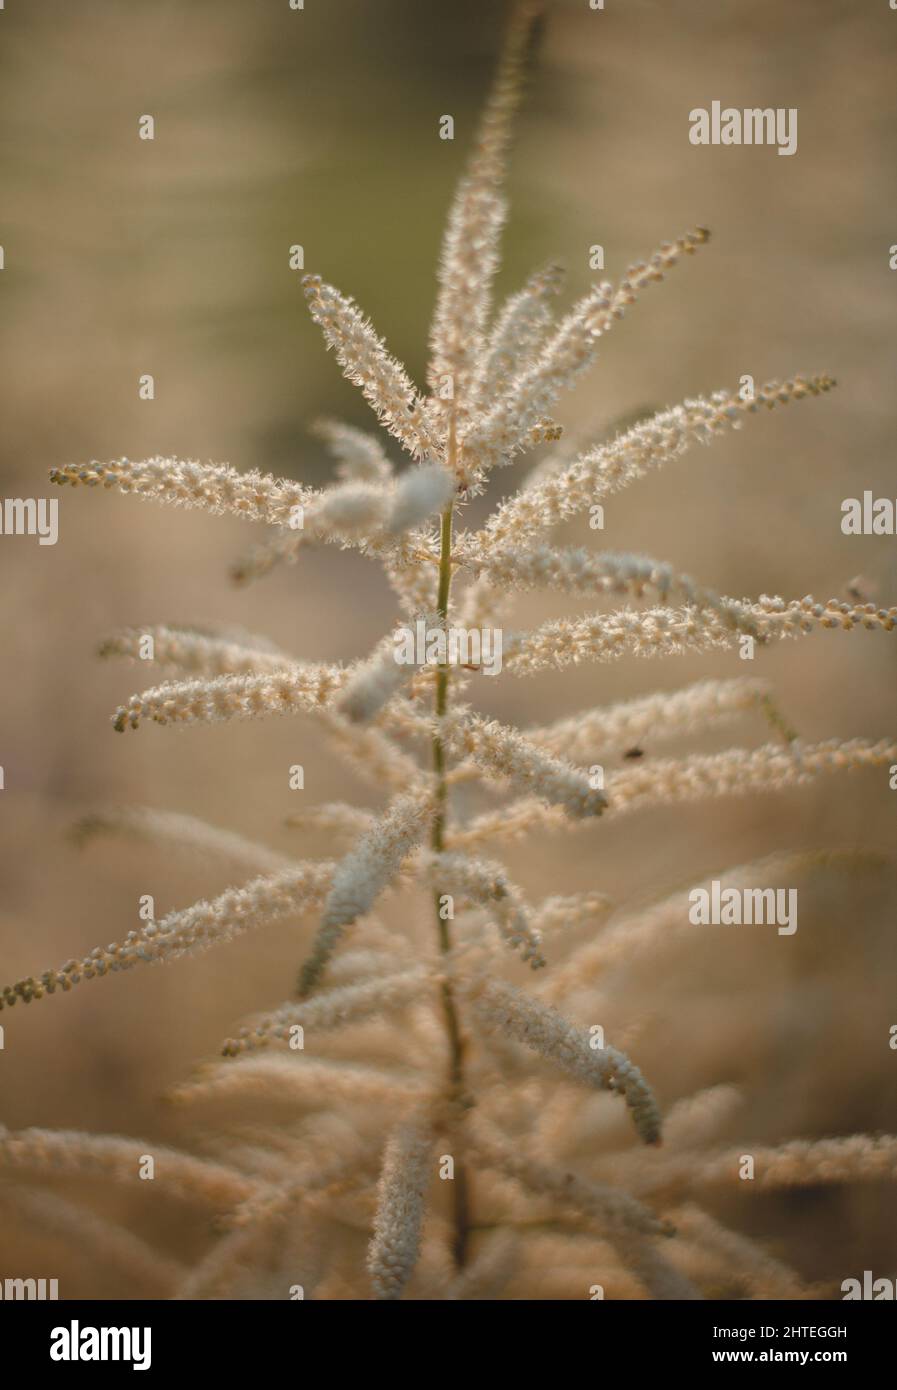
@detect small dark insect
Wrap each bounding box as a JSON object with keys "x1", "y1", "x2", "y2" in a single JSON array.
[
  {"x1": 623, "y1": 746, "x2": 645, "y2": 759},
  {"x1": 844, "y1": 574, "x2": 878, "y2": 604}
]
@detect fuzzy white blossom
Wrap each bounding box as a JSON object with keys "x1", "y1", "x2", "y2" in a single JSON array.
[
  {"x1": 98, "y1": 624, "x2": 298, "y2": 677},
  {"x1": 222, "y1": 969, "x2": 433, "y2": 1057},
  {"x1": 312, "y1": 418, "x2": 393, "y2": 483},
  {"x1": 0, "y1": 1127, "x2": 261, "y2": 1210},
  {"x1": 472, "y1": 545, "x2": 759, "y2": 635},
  {"x1": 527, "y1": 677, "x2": 773, "y2": 761},
  {"x1": 305, "y1": 480, "x2": 391, "y2": 536},
  {"x1": 0, "y1": 863, "x2": 335, "y2": 1012},
  {"x1": 425, "y1": 852, "x2": 545, "y2": 968},
  {"x1": 334, "y1": 627, "x2": 418, "y2": 724},
  {"x1": 302, "y1": 275, "x2": 441, "y2": 459},
  {"x1": 605, "y1": 738, "x2": 897, "y2": 817},
  {"x1": 0, "y1": 1186, "x2": 186, "y2": 1297},
  {"x1": 669, "y1": 1205, "x2": 813, "y2": 1300},
  {"x1": 625, "y1": 1135, "x2": 897, "y2": 1200},
  {"x1": 427, "y1": 0, "x2": 537, "y2": 415},
  {"x1": 662, "y1": 1086, "x2": 745, "y2": 1152},
  {"x1": 384, "y1": 463, "x2": 454, "y2": 534},
  {"x1": 170, "y1": 1055, "x2": 427, "y2": 1114},
  {"x1": 50, "y1": 456, "x2": 318, "y2": 524},
  {"x1": 320, "y1": 713, "x2": 428, "y2": 792},
  {"x1": 112, "y1": 665, "x2": 347, "y2": 732},
  {"x1": 466, "y1": 1112, "x2": 669, "y2": 1237},
  {"x1": 367, "y1": 1117, "x2": 434, "y2": 1299},
  {"x1": 454, "y1": 737, "x2": 897, "y2": 849},
  {"x1": 70, "y1": 807, "x2": 294, "y2": 877},
  {"x1": 467, "y1": 976, "x2": 662, "y2": 1144},
  {"x1": 230, "y1": 527, "x2": 311, "y2": 586},
  {"x1": 230, "y1": 471, "x2": 448, "y2": 585},
  {"x1": 503, "y1": 596, "x2": 897, "y2": 676},
  {"x1": 440, "y1": 709, "x2": 607, "y2": 818},
  {"x1": 469, "y1": 375, "x2": 836, "y2": 552},
  {"x1": 457, "y1": 228, "x2": 709, "y2": 486},
  {"x1": 298, "y1": 791, "x2": 433, "y2": 996},
  {"x1": 468, "y1": 261, "x2": 565, "y2": 411}
]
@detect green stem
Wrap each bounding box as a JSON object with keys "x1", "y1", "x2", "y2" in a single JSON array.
[{"x1": 430, "y1": 470, "x2": 471, "y2": 1268}]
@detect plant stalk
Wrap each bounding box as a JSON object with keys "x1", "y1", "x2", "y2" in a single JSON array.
[{"x1": 430, "y1": 431, "x2": 471, "y2": 1269}]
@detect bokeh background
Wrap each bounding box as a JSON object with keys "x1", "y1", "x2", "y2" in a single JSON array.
[{"x1": 1, "y1": 0, "x2": 895, "y2": 1297}]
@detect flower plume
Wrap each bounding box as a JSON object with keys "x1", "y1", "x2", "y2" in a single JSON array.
[{"x1": 15, "y1": 0, "x2": 896, "y2": 1304}]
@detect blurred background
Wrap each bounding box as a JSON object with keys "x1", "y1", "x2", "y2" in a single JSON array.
[{"x1": 1, "y1": 0, "x2": 895, "y2": 1296}]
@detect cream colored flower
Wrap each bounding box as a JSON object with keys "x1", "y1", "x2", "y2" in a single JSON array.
[
  {"x1": 367, "y1": 1116, "x2": 434, "y2": 1299},
  {"x1": 298, "y1": 791, "x2": 433, "y2": 996},
  {"x1": 466, "y1": 976, "x2": 661, "y2": 1145}
]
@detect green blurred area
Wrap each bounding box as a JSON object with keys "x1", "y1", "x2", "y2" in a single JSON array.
[{"x1": 0, "y1": 0, "x2": 568, "y2": 483}]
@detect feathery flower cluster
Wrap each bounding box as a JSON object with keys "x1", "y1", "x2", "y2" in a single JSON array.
[
  {"x1": 311, "y1": 418, "x2": 393, "y2": 483},
  {"x1": 0, "y1": 1186, "x2": 187, "y2": 1298},
  {"x1": 50, "y1": 456, "x2": 317, "y2": 524},
  {"x1": 367, "y1": 1117, "x2": 434, "y2": 1300},
  {"x1": 428, "y1": 0, "x2": 538, "y2": 417},
  {"x1": 472, "y1": 545, "x2": 758, "y2": 635},
  {"x1": 468, "y1": 261, "x2": 565, "y2": 410},
  {"x1": 626, "y1": 1135, "x2": 897, "y2": 1199},
  {"x1": 425, "y1": 852, "x2": 545, "y2": 968},
  {"x1": 457, "y1": 228, "x2": 710, "y2": 486},
  {"x1": 470, "y1": 375, "x2": 836, "y2": 551},
  {"x1": 8, "y1": 0, "x2": 896, "y2": 1302},
  {"x1": 289, "y1": 468, "x2": 452, "y2": 543},
  {"x1": 528, "y1": 677, "x2": 773, "y2": 761},
  {"x1": 451, "y1": 741, "x2": 897, "y2": 849},
  {"x1": 503, "y1": 595, "x2": 897, "y2": 676},
  {"x1": 70, "y1": 806, "x2": 294, "y2": 877},
  {"x1": 297, "y1": 791, "x2": 433, "y2": 997},
  {"x1": 604, "y1": 737, "x2": 897, "y2": 817},
  {"x1": 668, "y1": 1205, "x2": 815, "y2": 1300},
  {"x1": 440, "y1": 709, "x2": 607, "y2": 817},
  {"x1": 99, "y1": 624, "x2": 297, "y2": 677},
  {"x1": 467, "y1": 976, "x2": 662, "y2": 1145},
  {"x1": 334, "y1": 623, "x2": 425, "y2": 724},
  {"x1": 170, "y1": 1054, "x2": 427, "y2": 1114},
  {"x1": 302, "y1": 275, "x2": 441, "y2": 460},
  {"x1": 221, "y1": 968, "x2": 433, "y2": 1058},
  {"x1": 228, "y1": 459, "x2": 446, "y2": 586},
  {"x1": 466, "y1": 1112, "x2": 669, "y2": 1238},
  {"x1": 319, "y1": 714, "x2": 425, "y2": 791},
  {"x1": 112, "y1": 664, "x2": 346, "y2": 732},
  {"x1": 0, "y1": 863, "x2": 333, "y2": 1011},
  {"x1": 0, "y1": 1127, "x2": 262, "y2": 1209}
]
